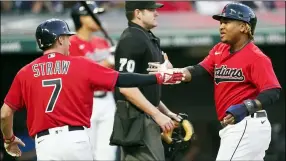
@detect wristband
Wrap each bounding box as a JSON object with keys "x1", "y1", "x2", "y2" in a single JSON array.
[
  {"x1": 155, "y1": 73, "x2": 163, "y2": 84},
  {"x1": 243, "y1": 99, "x2": 259, "y2": 115},
  {"x1": 3, "y1": 134, "x2": 15, "y2": 144}
]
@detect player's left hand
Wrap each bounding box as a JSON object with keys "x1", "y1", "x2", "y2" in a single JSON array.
[
  {"x1": 221, "y1": 114, "x2": 235, "y2": 127},
  {"x1": 4, "y1": 135, "x2": 25, "y2": 157},
  {"x1": 147, "y1": 51, "x2": 173, "y2": 74},
  {"x1": 162, "y1": 51, "x2": 173, "y2": 69},
  {"x1": 225, "y1": 104, "x2": 248, "y2": 124}
]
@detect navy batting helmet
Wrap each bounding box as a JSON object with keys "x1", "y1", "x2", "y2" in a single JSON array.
[
  {"x1": 71, "y1": 1, "x2": 105, "y2": 31},
  {"x1": 35, "y1": 19, "x2": 75, "y2": 50},
  {"x1": 212, "y1": 2, "x2": 257, "y2": 35}
]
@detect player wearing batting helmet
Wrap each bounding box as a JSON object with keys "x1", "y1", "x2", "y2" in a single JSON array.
[
  {"x1": 0, "y1": 18, "x2": 185, "y2": 160},
  {"x1": 148, "y1": 2, "x2": 281, "y2": 161},
  {"x1": 69, "y1": 2, "x2": 118, "y2": 160}
]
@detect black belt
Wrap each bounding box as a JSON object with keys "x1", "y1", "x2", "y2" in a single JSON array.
[
  {"x1": 94, "y1": 91, "x2": 107, "y2": 98},
  {"x1": 221, "y1": 111, "x2": 267, "y2": 128},
  {"x1": 250, "y1": 111, "x2": 267, "y2": 118},
  {"x1": 37, "y1": 126, "x2": 84, "y2": 138}
]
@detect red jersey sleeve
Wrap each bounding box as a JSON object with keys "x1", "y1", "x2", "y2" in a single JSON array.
[
  {"x1": 87, "y1": 59, "x2": 119, "y2": 91},
  {"x1": 69, "y1": 36, "x2": 85, "y2": 56},
  {"x1": 199, "y1": 46, "x2": 216, "y2": 76},
  {"x1": 249, "y1": 56, "x2": 281, "y2": 92},
  {"x1": 4, "y1": 73, "x2": 24, "y2": 110}
]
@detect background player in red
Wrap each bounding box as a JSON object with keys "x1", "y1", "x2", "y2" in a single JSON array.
[
  {"x1": 69, "y1": 2, "x2": 118, "y2": 160},
  {"x1": 148, "y1": 2, "x2": 282, "y2": 160},
  {"x1": 0, "y1": 18, "x2": 184, "y2": 160}
]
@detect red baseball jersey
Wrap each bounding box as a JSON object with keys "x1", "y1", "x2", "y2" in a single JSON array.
[
  {"x1": 69, "y1": 35, "x2": 113, "y2": 93},
  {"x1": 69, "y1": 35, "x2": 111, "y2": 61},
  {"x1": 4, "y1": 53, "x2": 119, "y2": 137},
  {"x1": 200, "y1": 42, "x2": 281, "y2": 121}
]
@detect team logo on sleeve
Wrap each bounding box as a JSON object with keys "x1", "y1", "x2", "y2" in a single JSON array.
[{"x1": 214, "y1": 65, "x2": 245, "y2": 84}]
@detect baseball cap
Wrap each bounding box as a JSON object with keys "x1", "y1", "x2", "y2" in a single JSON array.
[{"x1": 125, "y1": 1, "x2": 164, "y2": 11}]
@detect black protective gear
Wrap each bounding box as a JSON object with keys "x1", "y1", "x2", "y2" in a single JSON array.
[
  {"x1": 35, "y1": 19, "x2": 75, "y2": 50},
  {"x1": 162, "y1": 113, "x2": 195, "y2": 161},
  {"x1": 212, "y1": 2, "x2": 257, "y2": 35}
]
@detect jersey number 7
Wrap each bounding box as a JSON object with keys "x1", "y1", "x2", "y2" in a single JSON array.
[{"x1": 42, "y1": 78, "x2": 62, "y2": 113}]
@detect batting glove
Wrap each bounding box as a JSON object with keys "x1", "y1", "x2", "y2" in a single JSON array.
[{"x1": 155, "y1": 69, "x2": 185, "y2": 85}]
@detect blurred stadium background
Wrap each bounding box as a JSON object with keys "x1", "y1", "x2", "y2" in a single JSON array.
[{"x1": 1, "y1": 1, "x2": 285, "y2": 161}]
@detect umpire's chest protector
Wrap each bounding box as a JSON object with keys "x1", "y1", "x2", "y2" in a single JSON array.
[
  {"x1": 130, "y1": 25, "x2": 163, "y2": 106},
  {"x1": 114, "y1": 22, "x2": 163, "y2": 107}
]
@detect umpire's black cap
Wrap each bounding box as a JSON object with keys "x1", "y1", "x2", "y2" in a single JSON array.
[{"x1": 125, "y1": 1, "x2": 164, "y2": 11}]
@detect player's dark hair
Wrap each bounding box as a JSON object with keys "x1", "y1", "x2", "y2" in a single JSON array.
[
  {"x1": 125, "y1": 11, "x2": 135, "y2": 21},
  {"x1": 245, "y1": 23, "x2": 254, "y2": 40},
  {"x1": 41, "y1": 38, "x2": 58, "y2": 51},
  {"x1": 42, "y1": 43, "x2": 56, "y2": 51},
  {"x1": 240, "y1": 22, "x2": 254, "y2": 40},
  {"x1": 42, "y1": 46, "x2": 51, "y2": 51},
  {"x1": 126, "y1": 9, "x2": 146, "y2": 22}
]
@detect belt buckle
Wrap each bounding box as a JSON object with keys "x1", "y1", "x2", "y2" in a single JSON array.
[{"x1": 252, "y1": 111, "x2": 267, "y2": 118}]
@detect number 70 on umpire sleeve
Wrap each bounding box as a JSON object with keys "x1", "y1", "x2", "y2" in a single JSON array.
[{"x1": 119, "y1": 58, "x2": 135, "y2": 72}]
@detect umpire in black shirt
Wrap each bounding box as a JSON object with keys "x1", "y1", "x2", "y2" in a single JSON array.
[{"x1": 110, "y1": 1, "x2": 182, "y2": 161}]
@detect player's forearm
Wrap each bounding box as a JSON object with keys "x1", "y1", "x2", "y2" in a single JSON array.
[
  {"x1": 99, "y1": 60, "x2": 114, "y2": 68},
  {"x1": 119, "y1": 87, "x2": 160, "y2": 117},
  {"x1": 240, "y1": 88, "x2": 281, "y2": 115},
  {"x1": 183, "y1": 64, "x2": 209, "y2": 82},
  {"x1": 116, "y1": 73, "x2": 157, "y2": 87},
  {"x1": 255, "y1": 88, "x2": 281, "y2": 110},
  {"x1": 99, "y1": 55, "x2": 115, "y2": 68},
  {"x1": 158, "y1": 101, "x2": 172, "y2": 115},
  {"x1": 0, "y1": 103, "x2": 15, "y2": 139}
]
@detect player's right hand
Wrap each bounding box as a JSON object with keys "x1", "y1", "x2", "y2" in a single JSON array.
[
  {"x1": 155, "y1": 69, "x2": 185, "y2": 85},
  {"x1": 152, "y1": 112, "x2": 175, "y2": 133},
  {"x1": 4, "y1": 135, "x2": 25, "y2": 157}
]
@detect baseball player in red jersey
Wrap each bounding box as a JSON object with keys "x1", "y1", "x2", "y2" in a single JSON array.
[
  {"x1": 148, "y1": 3, "x2": 282, "y2": 160},
  {"x1": 0, "y1": 18, "x2": 184, "y2": 160},
  {"x1": 69, "y1": 2, "x2": 118, "y2": 160}
]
